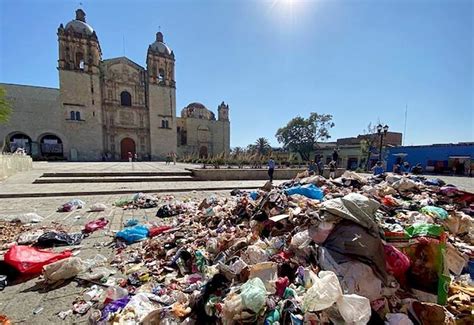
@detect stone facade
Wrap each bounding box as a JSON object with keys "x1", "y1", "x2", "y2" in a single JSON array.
[{"x1": 0, "y1": 9, "x2": 230, "y2": 161}]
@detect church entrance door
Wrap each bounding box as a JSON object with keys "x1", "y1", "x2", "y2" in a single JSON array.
[{"x1": 120, "y1": 138, "x2": 136, "y2": 160}]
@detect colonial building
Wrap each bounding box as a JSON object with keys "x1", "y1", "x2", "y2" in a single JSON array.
[{"x1": 0, "y1": 9, "x2": 230, "y2": 161}]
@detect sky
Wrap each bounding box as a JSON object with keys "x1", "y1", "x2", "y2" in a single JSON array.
[{"x1": 0, "y1": 0, "x2": 472, "y2": 148}]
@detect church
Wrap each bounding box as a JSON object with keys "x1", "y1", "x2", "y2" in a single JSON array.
[{"x1": 0, "y1": 9, "x2": 230, "y2": 161}]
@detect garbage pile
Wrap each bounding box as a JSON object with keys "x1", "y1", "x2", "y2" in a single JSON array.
[{"x1": 0, "y1": 173, "x2": 473, "y2": 324}]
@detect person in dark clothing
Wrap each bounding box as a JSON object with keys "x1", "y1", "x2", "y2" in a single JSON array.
[
  {"x1": 332, "y1": 149, "x2": 339, "y2": 167},
  {"x1": 268, "y1": 158, "x2": 275, "y2": 182}
]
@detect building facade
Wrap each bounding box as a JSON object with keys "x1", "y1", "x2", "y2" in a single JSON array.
[
  {"x1": 0, "y1": 9, "x2": 230, "y2": 161},
  {"x1": 386, "y1": 143, "x2": 474, "y2": 175}
]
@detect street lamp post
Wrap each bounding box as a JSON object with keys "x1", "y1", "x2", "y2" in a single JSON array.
[{"x1": 377, "y1": 124, "x2": 389, "y2": 162}]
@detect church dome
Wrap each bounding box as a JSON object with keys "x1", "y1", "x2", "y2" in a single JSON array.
[
  {"x1": 64, "y1": 9, "x2": 94, "y2": 37},
  {"x1": 149, "y1": 32, "x2": 173, "y2": 56},
  {"x1": 65, "y1": 20, "x2": 94, "y2": 36},
  {"x1": 181, "y1": 102, "x2": 216, "y2": 120}
]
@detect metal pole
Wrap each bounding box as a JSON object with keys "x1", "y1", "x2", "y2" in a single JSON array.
[{"x1": 379, "y1": 133, "x2": 383, "y2": 162}]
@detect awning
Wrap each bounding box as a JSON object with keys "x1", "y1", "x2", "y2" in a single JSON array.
[{"x1": 449, "y1": 156, "x2": 471, "y2": 159}]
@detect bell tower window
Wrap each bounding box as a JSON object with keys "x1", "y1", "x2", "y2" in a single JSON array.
[
  {"x1": 120, "y1": 91, "x2": 132, "y2": 107},
  {"x1": 158, "y1": 69, "x2": 165, "y2": 82},
  {"x1": 76, "y1": 52, "x2": 84, "y2": 70}
]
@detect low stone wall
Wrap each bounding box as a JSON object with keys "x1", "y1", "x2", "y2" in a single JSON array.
[
  {"x1": 189, "y1": 168, "x2": 346, "y2": 181},
  {"x1": 0, "y1": 154, "x2": 33, "y2": 180}
]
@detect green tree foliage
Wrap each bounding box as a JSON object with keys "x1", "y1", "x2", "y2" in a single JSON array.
[
  {"x1": 360, "y1": 122, "x2": 380, "y2": 170},
  {"x1": 0, "y1": 87, "x2": 12, "y2": 123},
  {"x1": 276, "y1": 113, "x2": 334, "y2": 161},
  {"x1": 253, "y1": 137, "x2": 271, "y2": 156}
]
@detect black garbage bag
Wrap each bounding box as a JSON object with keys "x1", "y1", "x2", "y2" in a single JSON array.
[
  {"x1": 36, "y1": 231, "x2": 83, "y2": 247},
  {"x1": 156, "y1": 205, "x2": 179, "y2": 218}
]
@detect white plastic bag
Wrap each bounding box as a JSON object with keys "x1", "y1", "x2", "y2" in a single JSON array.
[
  {"x1": 89, "y1": 203, "x2": 107, "y2": 212},
  {"x1": 303, "y1": 271, "x2": 342, "y2": 311},
  {"x1": 303, "y1": 271, "x2": 371, "y2": 325},
  {"x1": 338, "y1": 294, "x2": 371, "y2": 324},
  {"x1": 240, "y1": 277, "x2": 267, "y2": 313}
]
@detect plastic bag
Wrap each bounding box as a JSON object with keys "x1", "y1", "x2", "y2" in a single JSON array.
[
  {"x1": 285, "y1": 184, "x2": 324, "y2": 200},
  {"x1": 122, "y1": 293, "x2": 157, "y2": 322},
  {"x1": 83, "y1": 218, "x2": 109, "y2": 233},
  {"x1": 338, "y1": 261, "x2": 382, "y2": 302},
  {"x1": 303, "y1": 271, "x2": 342, "y2": 311},
  {"x1": 385, "y1": 313, "x2": 414, "y2": 325},
  {"x1": 4, "y1": 245, "x2": 72, "y2": 275},
  {"x1": 115, "y1": 225, "x2": 149, "y2": 243},
  {"x1": 36, "y1": 231, "x2": 83, "y2": 247},
  {"x1": 384, "y1": 244, "x2": 410, "y2": 281},
  {"x1": 57, "y1": 199, "x2": 85, "y2": 212},
  {"x1": 248, "y1": 262, "x2": 277, "y2": 292},
  {"x1": 100, "y1": 296, "x2": 131, "y2": 321},
  {"x1": 337, "y1": 294, "x2": 371, "y2": 324},
  {"x1": 240, "y1": 277, "x2": 266, "y2": 313},
  {"x1": 303, "y1": 271, "x2": 371, "y2": 325},
  {"x1": 405, "y1": 223, "x2": 443, "y2": 237},
  {"x1": 149, "y1": 225, "x2": 172, "y2": 237},
  {"x1": 0, "y1": 213, "x2": 43, "y2": 223},
  {"x1": 43, "y1": 257, "x2": 83, "y2": 283},
  {"x1": 89, "y1": 203, "x2": 107, "y2": 212},
  {"x1": 420, "y1": 206, "x2": 448, "y2": 220}
]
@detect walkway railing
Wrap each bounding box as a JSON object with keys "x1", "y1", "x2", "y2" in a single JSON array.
[{"x1": 0, "y1": 153, "x2": 33, "y2": 180}]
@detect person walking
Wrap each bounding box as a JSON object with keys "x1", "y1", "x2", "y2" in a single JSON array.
[
  {"x1": 317, "y1": 159, "x2": 324, "y2": 176},
  {"x1": 332, "y1": 149, "x2": 339, "y2": 167},
  {"x1": 172, "y1": 152, "x2": 177, "y2": 165},
  {"x1": 166, "y1": 152, "x2": 171, "y2": 165},
  {"x1": 268, "y1": 157, "x2": 275, "y2": 183},
  {"x1": 128, "y1": 151, "x2": 132, "y2": 163},
  {"x1": 329, "y1": 160, "x2": 336, "y2": 179}
]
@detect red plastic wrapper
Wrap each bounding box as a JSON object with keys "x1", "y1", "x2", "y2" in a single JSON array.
[
  {"x1": 4, "y1": 245, "x2": 72, "y2": 275},
  {"x1": 149, "y1": 225, "x2": 172, "y2": 237},
  {"x1": 84, "y1": 217, "x2": 109, "y2": 233}
]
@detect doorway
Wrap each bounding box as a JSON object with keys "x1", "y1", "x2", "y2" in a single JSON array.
[{"x1": 120, "y1": 138, "x2": 136, "y2": 160}]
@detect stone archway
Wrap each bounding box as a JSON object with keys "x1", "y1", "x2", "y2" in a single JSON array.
[
  {"x1": 120, "y1": 138, "x2": 135, "y2": 160},
  {"x1": 9, "y1": 133, "x2": 32, "y2": 154},
  {"x1": 39, "y1": 134, "x2": 63, "y2": 158}
]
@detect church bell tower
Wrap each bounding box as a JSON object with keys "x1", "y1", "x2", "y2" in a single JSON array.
[{"x1": 57, "y1": 9, "x2": 104, "y2": 161}]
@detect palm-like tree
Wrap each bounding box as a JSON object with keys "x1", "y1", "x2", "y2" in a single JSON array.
[{"x1": 254, "y1": 137, "x2": 271, "y2": 156}]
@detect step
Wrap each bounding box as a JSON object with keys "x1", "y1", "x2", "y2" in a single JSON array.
[
  {"x1": 34, "y1": 175, "x2": 196, "y2": 184},
  {"x1": 40, "y1": 171, "x2": 193, "y2": 178}
]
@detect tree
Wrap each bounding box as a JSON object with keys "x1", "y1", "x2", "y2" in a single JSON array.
[
  {"x1": 360, "y1": 122, "x2": 379, "y2": 170},
  {"x1": 253, "y1": 137, "x2": 271, "y2": 156},
  {"x1": 276, "y1": 113, "x2": 334, "y2": 161},
  {"x1": 0, "y1": 87, "x2": 12, "y2": 124}
]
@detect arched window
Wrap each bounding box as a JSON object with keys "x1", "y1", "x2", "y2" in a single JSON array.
[
  {"x1": 76, "y1": 52, "x2": 84, "y2": 70},
  {"x1": 70, "y1": 111, "x2": 75, "y2": 120},
  {"x1": 120, "y1": 91, "x2": 132, "y2": 106},
  {"x1": 75, "y1": 111, "x2": 81, "y2": 120},
  {"x1": 158, "y1": 69, "x2": 165, "y2": 82}
]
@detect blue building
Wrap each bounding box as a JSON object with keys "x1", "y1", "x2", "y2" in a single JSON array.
[{"x1": 386, "y1": 143, "x2": 474, "y2": 175}]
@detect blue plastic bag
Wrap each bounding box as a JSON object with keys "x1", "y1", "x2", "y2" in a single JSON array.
[
  {"x1": 116, "y1": 225, "x2": 149, "y2": 243},
  {"x1": 249, "y1": 191, "x2": 259, "y2": 200},
  {"x1": 285, "y1": 184, "x2": 324, "y2": 200}
]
